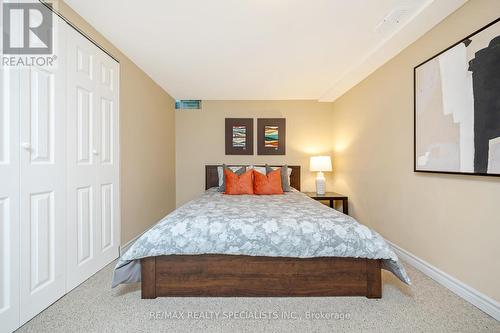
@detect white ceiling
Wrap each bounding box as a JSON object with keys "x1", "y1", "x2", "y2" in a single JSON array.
[{"x1": 64, "y1": 0, "x2": 466, "y2": 101}]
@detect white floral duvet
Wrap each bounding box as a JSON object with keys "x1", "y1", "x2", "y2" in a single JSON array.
[{"x1": 112, "y1": 189, "x2": 410, "y2": 287}]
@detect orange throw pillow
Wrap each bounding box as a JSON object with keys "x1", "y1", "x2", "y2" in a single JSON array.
[
  {"x1": 253, "y1": 169, "x2": 284, "y2": 195},
  {"x1": 224, "y1": 169, "x2": 254, "y2": 195}
]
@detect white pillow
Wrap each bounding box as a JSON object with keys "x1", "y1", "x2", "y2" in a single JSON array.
[
  {"x1": 248, "y1": 165, "x2": 266, "y2": 175},
  {"x1": 217, "y1": 166, "x2": 244, "y2": 186}
]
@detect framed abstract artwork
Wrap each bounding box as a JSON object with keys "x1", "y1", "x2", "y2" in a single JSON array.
[
  {"x1": 257, "y1": 118, "x2": 286, "y2": 155},
  {"x1": 414, "y1": 18, "x2": 500, "y2": 177},
  {"x1": 225, "y1": 118, "x2": 253, "y2": 155}
]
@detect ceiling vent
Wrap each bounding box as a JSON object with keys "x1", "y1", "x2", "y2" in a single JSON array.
[{"x1": 375, "y1": 7, "x2": 412, "y2": 35}]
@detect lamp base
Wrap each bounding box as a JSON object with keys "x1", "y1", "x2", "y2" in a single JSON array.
[{"x1": 315, "y1": 171, "x2": 326, "y2": 195}]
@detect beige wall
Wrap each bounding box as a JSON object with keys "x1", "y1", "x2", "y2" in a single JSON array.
[
  {"x1": 175, "y1": 100, "x2": 334, "y2": 206},
  {"x1": 331, "y1": 0, "x2": 500, "y2": 302},
  {"x1": 58, "y1": 1, "x2": 176, "y2": 245}
]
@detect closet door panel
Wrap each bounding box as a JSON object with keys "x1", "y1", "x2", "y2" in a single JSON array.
[
  {"x1": 99, "y1": 97, "x2": 113, "y2": 164},
  {"x1": 66, "y1": 28, "x2": 119, "y2": 290},
  {"x1": 19, "y1": 17, "x2": 67, "y2": 325},
  {"x1": 76, "y1": 87, "x2": 93, "y2": 164},
  {"x1": 0, "y1": 61, "x2": 20, "y2": 333},
  {"x1": 100, "y1": 183, "x2": 113, "y2": 251},
  {"x1": 19, "y1": 67, "x2": 66, "y2": 323},
  {"x1": 28, "y1": 192, "x2": 55, "y2": 290},
  {"x1": 95, "y1": 53, "x2": 119, "y2": 268},
  {"x1": 76, "y1": 186, "x2": 94, "y2": 264},
  {"x1": 29, "y1": 68, "x2": 54, "y2": 163},
  {"x1": 66, "y1": 28, "x2": 99, "y2": 291}
]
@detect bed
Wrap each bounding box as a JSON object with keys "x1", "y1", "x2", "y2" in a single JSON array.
[{"x1": 112, "y1": 165, "x2": 410, "y2": 298}]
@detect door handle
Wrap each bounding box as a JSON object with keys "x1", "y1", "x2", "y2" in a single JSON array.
[
  {"x1": 93, "y1": 149, "x2": 100, "y2": 155},
  {"x1": 21, "y1": 142, "x2": 32, "y2": 150}
]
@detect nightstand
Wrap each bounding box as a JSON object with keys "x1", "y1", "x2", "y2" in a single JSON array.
[{"x1": 303, "y1": 192, "x2": 349, "y2": 215}]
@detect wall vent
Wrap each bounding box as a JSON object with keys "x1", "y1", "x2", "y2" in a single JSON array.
[{"x1": 175, "y1": 100, "x2": 202, "y2": 110}]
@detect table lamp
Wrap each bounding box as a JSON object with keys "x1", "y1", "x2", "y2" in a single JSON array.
[{"x1": 310, "y1": 156, "x2": 332, "y2": 195}]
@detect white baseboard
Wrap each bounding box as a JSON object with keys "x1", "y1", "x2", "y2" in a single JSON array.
[{"x1": 388, "y1": 240, "x2": 500, "y2": 321}]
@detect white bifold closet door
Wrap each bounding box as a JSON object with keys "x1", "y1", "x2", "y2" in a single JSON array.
[
  {"x1": 18, "y1": 10, "x2": 68, "y2": 325},
  {"x1": 0, "y1": 49, "x2": 21, "y2": 333},
  {"x1": 65, "y1": 27, "x2": 120, "y2": 291},
  {"x1": 0, "y1": 3, "x2": 20, "y2": 331},
  {"x1": 0, "y1": 6, "x2": 119, "y2": 332}
]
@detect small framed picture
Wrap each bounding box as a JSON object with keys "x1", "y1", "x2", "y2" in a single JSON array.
[
  {"x1": 225, "y1": 118, "x2": 253, "y2": 155},
  {"x1": 257, "y1": 118, "x2": 286, "y2": 155}
]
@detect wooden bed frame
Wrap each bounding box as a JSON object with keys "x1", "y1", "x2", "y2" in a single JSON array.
[{"x1": 140, "y1": 165, "x2": 382, "y2": 299}]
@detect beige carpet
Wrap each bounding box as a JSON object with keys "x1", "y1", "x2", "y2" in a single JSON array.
[{"x1": 17, "y1": 260, "x2": 499, "y2": 333}]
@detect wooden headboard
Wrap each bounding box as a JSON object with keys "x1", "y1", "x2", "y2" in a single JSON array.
[{"x1": 205, "y1": 165, "x2": 301, "y2": 191}]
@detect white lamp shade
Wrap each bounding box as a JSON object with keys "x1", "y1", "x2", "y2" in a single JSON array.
[{"x1": 310, "y1": 156, "x2": 332, "y2": 172}]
